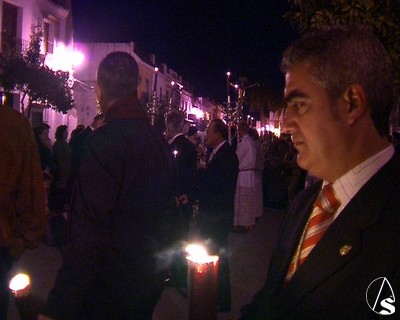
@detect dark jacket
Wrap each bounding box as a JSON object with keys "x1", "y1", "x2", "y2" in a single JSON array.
[
  {"x1": 44, "y1": 98, "x2": 174, "y2": 320},
  {"x1": 240, "y1": 154, "x2": 400, "y2": 320},
  {"x1": 169, "y1": 134, "x2": 197, "y2": 196},
  {"x1": 0, "y1": 107, "x2": 46, "y2": 259},
  {"x1": 195, "y1": 141, "x2": 239, "y2": 215},
  {"x1": 68, "y1": 126, "x2": 93, "y2": 189}
]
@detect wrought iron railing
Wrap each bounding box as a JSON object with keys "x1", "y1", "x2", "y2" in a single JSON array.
[{"x1": 1, "y1": 32, "x2": 30, "y2": 54}]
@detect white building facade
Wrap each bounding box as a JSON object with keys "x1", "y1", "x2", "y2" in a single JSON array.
[
  {"x1": 0, "y1": 0, "x2": 77, "y2": 141},
  {"x1": 1, "y1": 0, "x2": 219, "y2": 139}
]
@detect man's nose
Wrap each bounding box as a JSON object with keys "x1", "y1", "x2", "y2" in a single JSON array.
[{"x1": 281, "y1": 108, "x2": 293, "y2": 134}]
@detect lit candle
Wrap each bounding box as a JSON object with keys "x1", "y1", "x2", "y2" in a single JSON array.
[
  {"x1": 173, "y1": 149, "x2": 178, "y2": 158},
  {"x1": 186, "y1": 244, "x2": 219, "y2": 320},
  {"x1": 234, "y1": 83, "x2": 239, "y2": 102},
  {"x1": 153, "y1": 66, "x2": 159, "y2": 93},
  {"x1": 9, "y1": 273, "x2": 37, "y2": 320}
]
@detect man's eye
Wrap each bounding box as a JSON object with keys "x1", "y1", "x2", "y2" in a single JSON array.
[{"x1": 292, "y1": 102, "x2": 304, "y2": 110}]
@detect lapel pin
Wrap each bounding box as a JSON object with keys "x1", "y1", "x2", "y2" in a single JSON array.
[{"x1": 339, "y1": 245, "x2": 352, "y2": 256}]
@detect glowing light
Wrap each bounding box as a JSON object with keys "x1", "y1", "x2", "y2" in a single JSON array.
[
  {"x1": 171, "y1": 81, "x2": 175, "y2": 86},
  {"x1": 186, "y1": 243, "x2": 218, "y2": 264},
  {"x1": 226, "y1": 71, "x2": 231, "y2": 77},
  {"x1": 154, "y1": 66, "x2": 159, "y2": 72},
  {"x1": 9, "y1": 273, "x2": 30, "y2": 292},
  {"x1": 173, "y1": 149, "x2": 178, "y2": 158},
  {"x1": 71, "y1": 51, "x2": 84, "y2": 67},
  {"x1": 191, "y1": 107, "x2": 204, "y2": 119},
  {"x1": 45, "y1": 44, "x2": 85, "y2": 71}
]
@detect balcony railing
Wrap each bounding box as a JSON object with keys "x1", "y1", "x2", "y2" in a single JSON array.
[{"x1": 1, "y1": 32, "x2": 30, "y2": 54}]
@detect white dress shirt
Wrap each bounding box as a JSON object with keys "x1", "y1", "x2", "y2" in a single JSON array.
[{"x1": 327, "y1": 146, "x2": 394, "y2": 220}]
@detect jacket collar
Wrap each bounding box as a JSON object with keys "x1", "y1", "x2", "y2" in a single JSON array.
[{"x1": 104, "y1": 97, "x2": 149, "y2": 123}]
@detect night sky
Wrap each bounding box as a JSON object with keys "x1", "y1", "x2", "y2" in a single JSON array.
[{"x1": 71, "y1": 0, "x2": 297, "y2": 102}]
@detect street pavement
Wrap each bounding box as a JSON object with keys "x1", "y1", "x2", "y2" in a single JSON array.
[{"x1": 7, "y1": 208, "x2": 285, "y2": 320}]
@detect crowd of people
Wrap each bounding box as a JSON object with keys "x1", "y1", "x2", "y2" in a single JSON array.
[{"x1": 1, "y1": 25, "x2": 400, "y2": 320}]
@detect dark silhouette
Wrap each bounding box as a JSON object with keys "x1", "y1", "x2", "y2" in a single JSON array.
[{"x1": 42, "y1": 52, "x2": 174, "y2": 320}]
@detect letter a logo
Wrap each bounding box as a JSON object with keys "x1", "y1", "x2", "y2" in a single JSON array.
[{"x1": 366, "y1": 277, "x2": 396, "y2": 315}]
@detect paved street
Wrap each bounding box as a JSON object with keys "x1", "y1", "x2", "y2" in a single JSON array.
[{"x1": 7, "y1": 208, "x2": 284, "y2": 320}]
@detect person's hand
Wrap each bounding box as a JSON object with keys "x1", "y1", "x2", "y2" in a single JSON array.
[
  {"x1": 197, "y1": 159, "x2": 206, "y2": 170},
  {"x1": 196, "y1": 145, "x2": 206, "y2": 159},
  {"x1": 178, "y1": 194, "x2": 189, "y2": 205}
]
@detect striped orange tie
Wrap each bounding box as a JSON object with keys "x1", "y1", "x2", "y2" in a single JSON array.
[{"x1": 286, "y1": 184, "x2": 341, "y2": 282}]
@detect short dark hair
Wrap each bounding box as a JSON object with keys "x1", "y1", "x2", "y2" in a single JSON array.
[
  {"x1": 187, "y1": 126, "x2": 198, "y2": 137},
  {"x1": 211, "y1": 119, "x2": 228, "y2": 141},
  {"x1": 238, "y1": 121, "x2": 251, "y2": 133},
  {"x1": 165, "y1": 110, "x2": 184, "y2": 133},
  {"x1": 248, "y1": 128, "x2": 260, "y2": 140},
  {"x1": 281, "y1": 25, "x2": 395, "y2": 136},
  {"x1": 33, "y1": 126, "x2": 46, "y2": 137},
  {"x1": 97, "y1": 52, "x2": 139, "y2": 100},
  {"x1": 55, "y1": 125, "x2": 68, "y2": 140}
]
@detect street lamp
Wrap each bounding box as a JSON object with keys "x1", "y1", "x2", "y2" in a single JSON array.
[
  {"x1": 226, "y1": 71, "x2": 231, "y2": 104},
  {"x1": 153, "y1": 66, "x2": 159, "y2": 93}
]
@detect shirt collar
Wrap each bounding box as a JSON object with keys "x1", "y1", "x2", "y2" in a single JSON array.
[
  {"x1": 212, "y1": 140, "x2": 226, "y2": 155},
  {"x1": 168, "y1": 133, "x2": 184, "y2": 145},
  {"x1": 327, "y1": 145, "x2": 394, "y2": 218}
]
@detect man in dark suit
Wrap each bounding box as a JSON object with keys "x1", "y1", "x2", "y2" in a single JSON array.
[
  {"x1": 164, "y1": 110, "x2": 197, "y2": 287},
  {"x1": 240, "y1": 25, "x2": 400, "y2": 319},
  {"x1": 165, "y1": 110, "x2": 197, "y2": 241},
  {"x1": 67, "y1": 113, "x2": 105, "y2": 199},
  {"x1": 196, "y1": 119, "x2": 239, "y2": 312}
]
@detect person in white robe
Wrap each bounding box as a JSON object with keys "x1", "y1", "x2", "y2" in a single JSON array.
[{"x1": 234, "y1": 122, "x2": 258, "y2": 231}]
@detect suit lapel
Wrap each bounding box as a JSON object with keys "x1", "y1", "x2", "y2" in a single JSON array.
[
  {"x1": 276, "y1": 155, "x2": 399, "y2": 315},
  {"x1": 266, "y1": 182, "x2": 321, "y2": 294},
  {"x1": 208, "y1": 141, "x2": 228, "y2": 165}
]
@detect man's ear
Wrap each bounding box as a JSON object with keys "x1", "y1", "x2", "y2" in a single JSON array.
[{"x1": 341, "y1": 84, "x2": 367, "y2": 125}]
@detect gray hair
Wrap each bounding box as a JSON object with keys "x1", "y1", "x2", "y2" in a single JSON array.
[{"x1": 281, "y1": 25, "x2": 395, "y2": 136}]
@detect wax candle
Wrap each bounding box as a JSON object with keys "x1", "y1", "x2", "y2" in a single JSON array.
[
  {"x1": 9, "y1": 273, "x2": 37, "y2": 320},
  {"x1": 186, "y1": 244, "x2": 219, "y2": 320}
]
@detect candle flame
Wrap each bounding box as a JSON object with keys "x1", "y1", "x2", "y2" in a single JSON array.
[
  {"x1": 185, "y1": 243, "x2": 218, "y2": 264},
  {"x1": 9, "y1": 273, "x2": 30, "y2": 292}
]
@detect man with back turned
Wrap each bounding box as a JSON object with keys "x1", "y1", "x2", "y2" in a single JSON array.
[{"x1": 42, "y1": 52, "x2": 174, "y2": 320}]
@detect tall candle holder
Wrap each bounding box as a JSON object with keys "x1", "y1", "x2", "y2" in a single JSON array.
[
  {"x1": 146, "y1": 66, "x2": 161, "y2": 126},
  {"x1": 186, "y1": 244, "x2": 219, "y2": 320},
  {"x1": 146, "y1": 90, "x2": 161, "y2": 126},
  {"x1": 153, "y1": 66, "x2": 159, "y2": 92}
]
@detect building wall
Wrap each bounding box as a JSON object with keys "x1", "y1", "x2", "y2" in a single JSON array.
[{"x1": 0, "y1": 0, "x2": 75, "y2": 142}]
